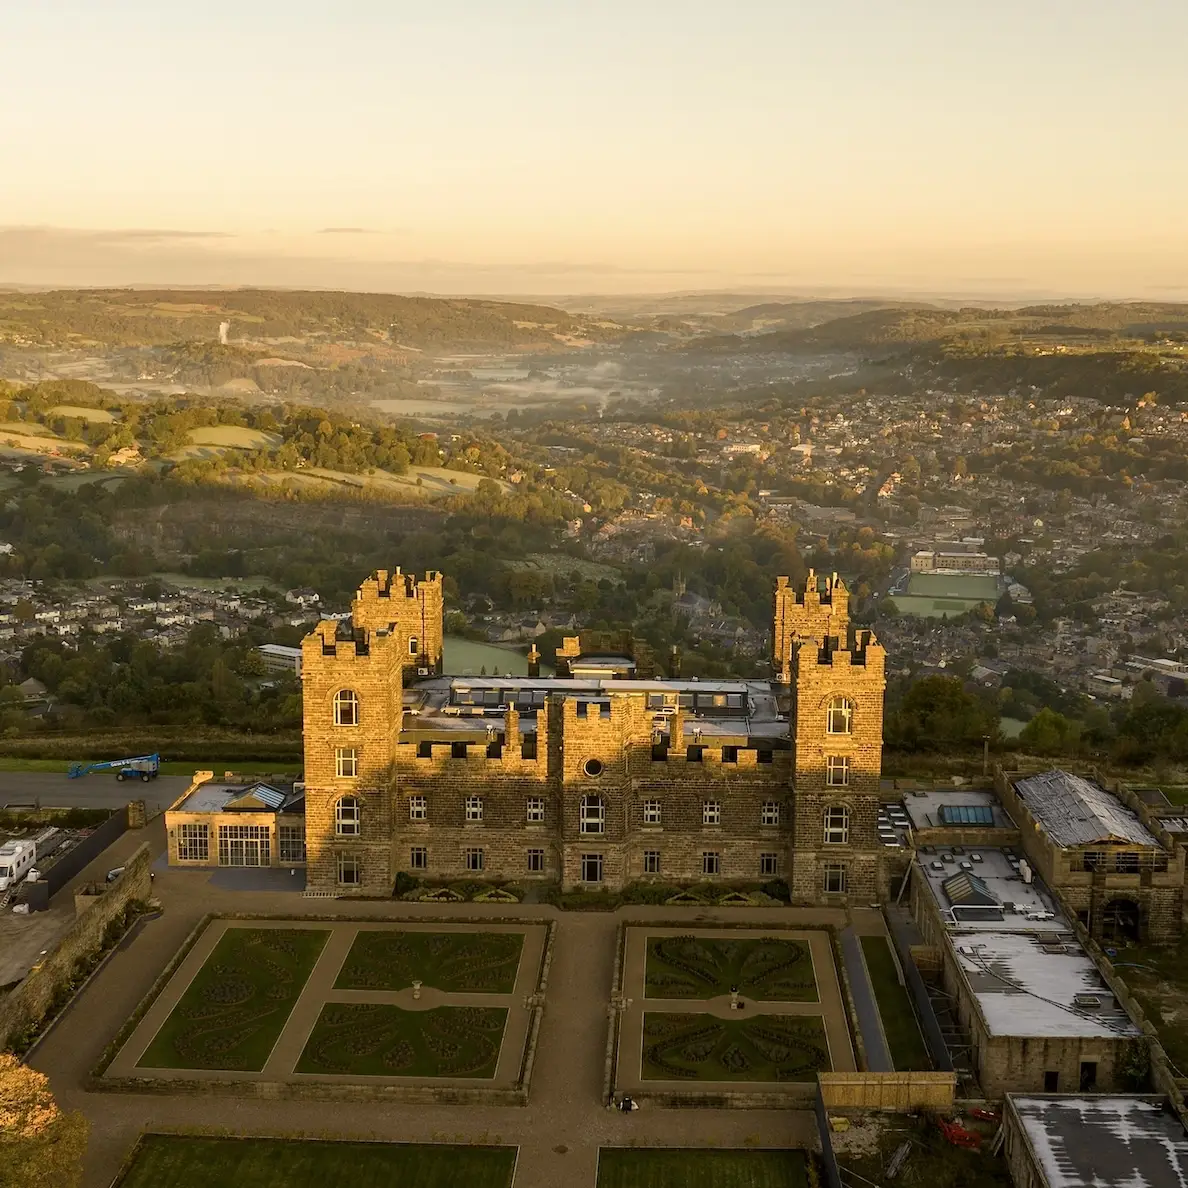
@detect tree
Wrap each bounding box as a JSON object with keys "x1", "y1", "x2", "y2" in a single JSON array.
[
  {"x1": 0, "y1": 1053, "x2": 88, "y2": 1188},
  {"x1": 1019, "y1": 707, "x2": 1081, "y2": 756},
  {"x1": 886, "y1": 675, "x2": 1000, "y2": 750}
]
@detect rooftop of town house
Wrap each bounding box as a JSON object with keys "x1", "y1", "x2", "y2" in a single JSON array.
[
  {"x1": 953, "y1": 929, "x2": 1140, "y2": 1039},
  {"x1": 901, "y1": 787, "x2": 1015, "y2": 832},
  {"x1": 172, "y1": 780, "x2": 303, "y2": 815},
  {"x1": 1009, "y1": 1096, "x2": 1188, "y2": 1188},
  {"x1": 1014, "y1": 770, "x2": 1160, "y2": 849}
]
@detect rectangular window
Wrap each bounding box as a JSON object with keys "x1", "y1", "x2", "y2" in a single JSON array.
[
  {"x1": 760, "y1": 852, "x2": 778, "y2": 877},
  {"x1": 580, "y1": 796, "x2": 605, "y2": 835},
  {"x1": 826, "y1": 755, "x2": 851, "y2": 787},
  {"x1": 465, "y1": 795, "x2": 484, "y2": 822},
  {"x1": 642, "y1": 800, "x2": 662, "y2": 825},
  {"x1": 761, "y1": 801, "x2": 780, "y2": 826},
  {"x1": 702, "y1": 851, "x2": 721, "y2": 876},
  {"x1": 410, "y1": 846, "x2": 428, "y2": 870},
  {"x1": 526, "y1": 797, "x2": 545, "y2": 823},
  {"x1": 177, "y1": 823, "x2": 209, "y2": 862},
  {"x1": 824, "y1": 806, "x2": 850, "y2": 845},
  {"x1": 409, "y1": 795, "x2": 427, "y2": 821},
  {"x1": 703, "y1": 800, "x2": 721, "y2": 826},
  {"x1": 335, "y1": 747, "x2": 358, "y2": 778},
  {"x1": 337, "y1": 852, "x2": 361, "y2": 885},
  {"x1": 278, "y1": 824, "x2": 305, "y2": 864},
  {"x1": 643, "y1": 850, "x2": 661, "y2": 875},
  {"x1": 217, "y1": 825, "x2": 270, "y2": 868},
  {"x1": 465, "y1": 847, "x2": 484, "y2": 872},
  {"x1": 526, "y1": 848, "x2": 545, "y2": 873},
  {"x1": 581, "y1": 852, "x2": 604, "y2": 883},
  {"x1": 823, "y1": 863, "x2": 847, "y2": 894}
]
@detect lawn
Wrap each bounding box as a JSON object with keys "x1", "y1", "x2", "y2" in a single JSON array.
[
  {"x1": 642, "y1": 1012, "x2": 830, "y2": 1082},
  {"x1": 138, "y1": 927, "x2": 329, "y2": 1071},
  {"x1": 1110, "y1": 940, "x2": 1188, "y2": 1070},
  {"x1": 334, "y1": 929, "x2": 524, "y2": 993},
  {"x1": 116, "y1": 1134, "x2": 516, "y2": 1188},
  {"x1": 48, "y1": 404, "x2": 117, "y2": 422},
  {"x1": 297, "y1": 1003, "x2": 507, "y2": 1078},
  {"x1": 645, "y1": 936, "x2": 817, "y2": 1002},
  {"x1": 860, "y1": 936, "x2": 931, "y2": 1071},
  {"x1": 0, "y1": 757, "x2": 296, "y2": 776},
  {"x1": 598, "y1": 1148, "x2": 810, "y2": 1188}
]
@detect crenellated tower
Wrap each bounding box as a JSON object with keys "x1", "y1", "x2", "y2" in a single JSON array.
[
  {"x1": 301, "y1": 619, "x2": 404, "y2": 894},
  {"x1": 788, "y1": 627, "x2": 885, "y2": 904},
  {"x1": 773, "y1": 570, "x2": 850, "y2": 683},
  {"x1": 352, "y1": 568, "x2": 444, "y2": 678}
]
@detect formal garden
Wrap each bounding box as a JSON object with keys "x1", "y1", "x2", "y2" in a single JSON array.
[
  {"x1": 297, "y1": 1002, "x2": 508, "y2": 1078},
  {"x1": 115, "y1": 1134, "x2": 517, "y2": 1188},
  {"x1": 137, "y1": 927, "x2": 330, "y2": 1071},
  {"x1": 641, "y1": 1012, "x2": 830, "y2": 1082},
  {"x1": 598, "y1": 1148, "x2": 811, "y2": 1188},
  {"x1": 644, "y1": 935, "x2": 817, "y2": 1001},
  {"x1": 334, "y1": 929, "x2": 523, "y2": 993}
]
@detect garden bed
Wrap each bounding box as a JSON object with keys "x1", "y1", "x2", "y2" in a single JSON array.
[
  {"x1": 334, "y1": 930, "x2": 522, "y2": 994},
  {"x1": 296, "y1": 1003, "x2": 507, "y2": 1079},
  {"x1": 137, "y1": 927, "x2": 329, "y2": 1071},
  {"x1": 597, "y1": 1147, "x2": 810, "y2": 1188},
  {"x1": 645, "y1": 935, "x2": 817, "y2": 1001},
  {"x1": 641, "y1": 1013, "x2": 830, "y2": 1082}
]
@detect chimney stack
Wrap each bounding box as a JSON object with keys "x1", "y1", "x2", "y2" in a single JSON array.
[{"x1": 527, "y1": 643, "x2": 541, "y2": 679}]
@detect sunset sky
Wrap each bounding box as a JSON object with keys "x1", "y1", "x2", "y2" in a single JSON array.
[{"x1": 3, "y1": 0, "x2": 1186, "y2": 297}]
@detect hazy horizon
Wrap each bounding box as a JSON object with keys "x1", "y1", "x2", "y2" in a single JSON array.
[{"x1": 4, "y1": 1, "x2": 1186, "y2": 298}]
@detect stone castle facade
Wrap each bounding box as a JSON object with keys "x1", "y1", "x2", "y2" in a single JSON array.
[{"x1": 300, "y1": 566, "x2": 886, "y2": 903}]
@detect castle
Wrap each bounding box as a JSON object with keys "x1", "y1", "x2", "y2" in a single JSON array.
[{"x1": 297, "y1": 566, "x2": 887, "y2": 903}]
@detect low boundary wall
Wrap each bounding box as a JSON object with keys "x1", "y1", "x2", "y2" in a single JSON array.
[{"x1": 0, "y1": 843, "x2": 152, "y2": 1052}]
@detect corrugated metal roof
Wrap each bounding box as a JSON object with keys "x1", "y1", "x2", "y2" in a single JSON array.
[{"x1": 1015, "y1": 771, "x2": 1158, "y2": 848}]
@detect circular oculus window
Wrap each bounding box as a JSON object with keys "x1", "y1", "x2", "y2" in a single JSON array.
[{"x1": 583, "y1": 758, "x2": 604, "y2": 777}]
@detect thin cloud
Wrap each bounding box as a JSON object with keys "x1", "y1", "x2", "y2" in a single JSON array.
[{"x1": 316, "y1": 227, "x2": 379, "y2": 235}]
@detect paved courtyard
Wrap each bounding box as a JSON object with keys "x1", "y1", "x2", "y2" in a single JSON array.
[{"x1": 26, "y1": 818, "x2": 891, "y2": 1188}]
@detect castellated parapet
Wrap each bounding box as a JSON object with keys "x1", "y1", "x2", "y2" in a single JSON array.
[
  {"x1": 773, "y1": 569, "x2": 850, "y2": 682},
  {"x1": 299, "y1": 567, "x2": 887, "y2": 904},
  {"x1": 351, "y1": 568, "x2": 444, "y2": 677}
]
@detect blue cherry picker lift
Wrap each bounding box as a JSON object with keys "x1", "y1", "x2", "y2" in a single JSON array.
[{"x1": 67, "y1": 753, "x2": 161, "y2": 782}]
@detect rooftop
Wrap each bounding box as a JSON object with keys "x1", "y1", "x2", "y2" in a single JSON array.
[
  {"x1": 901, "y1": 788, "x2": 1015, "y2": 832},
  {"x1": 1014, "y1": 770, "x2": 1160, "y2": 849},
  {"x1": 954, "y1": 931, "x2": 1139, "y2": 1039},
  {"x1": 1010, "y1": 1096, "x2": 1188, "y2": 1188},
  {"x1": 917, "y1": 846, "x2": 1060, "y2": 930},
  {"x1": 174, "y1": 781, "x2": 302, "y2": 815}
]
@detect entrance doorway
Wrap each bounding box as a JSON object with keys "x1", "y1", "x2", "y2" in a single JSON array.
[
  {"x1": 1079, "y1": 1060, "x2": 1098, "y2": 1092},
  {"x1": 218, "y1": 825, "x2": 271, "y2": 867},
  {"x1": 1101, "y1": 898, "x2": 1141, "y2": 943}
]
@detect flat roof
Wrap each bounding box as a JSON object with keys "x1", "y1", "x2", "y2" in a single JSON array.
[
  {"x1": 1015, "y1": 771, "x2": 1159, "y2": 848},
  {"x1": 954, "y1": 931, "x2": 1139, "y2": 1039},
  {"x1": 902, "y1": 788, "x2": 1014, "y2": 831},
  {"x1": 173, "y1": 781, "x2": 300, "y2": 815},
  {"x1": 918, "y1": 846, "x2": 1060, "y2": 930},
  {"x1": 1010, "y1": 1096, "x2": 1188, "y2": 1187}
]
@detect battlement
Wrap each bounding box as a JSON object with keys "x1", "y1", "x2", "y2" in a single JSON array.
[
  {"x1": 355, "y1": 568, "x2": 442, "y2": 606},
  {"x1": 305, "y1": 618, "x2": 383, "y2": 659},
  {"x1": 773, "y1": 569, "x2": 852, "y2": 680},
  {"x1": 803, "y1": 629, "x2": 883, "y2": 669}
]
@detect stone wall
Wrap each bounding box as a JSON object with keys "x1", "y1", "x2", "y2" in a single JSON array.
[{"x1": 0, "y1": 842, "x2": 152, "y2": 1052}]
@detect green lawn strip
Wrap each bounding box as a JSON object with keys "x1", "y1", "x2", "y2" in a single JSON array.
[
  {"x1": 138, "y1": 927, "x2": 329, "y2": 1071},
  {"x1": 334, "y1": 929, "x2": 523, "y2": 993},
  {"x1": 1111, "y1": 940, "x2": 1188, "y2": 1069},
  {"x1": 598, "y1": 1147, "x2": 810, "y2": 1188},
  {"x1": 0, "y1": 758, "x2": 297, "y2": 776},
  {"x1": 645, "y1": 935, "x2": 817, "y2": 1001},
  {"x1": 297, "y1": 1003, "x2": 507, "y2": 1078},
  {"x1": 642, "y1": 1012, "x2": 830, "y2": 1082},
  {"x1": 859, "y1": 935, "x2": 931, "y2": 1071},
  {"x1": 116, "y1": 1134, "x2": 516, "y2": 1188}
]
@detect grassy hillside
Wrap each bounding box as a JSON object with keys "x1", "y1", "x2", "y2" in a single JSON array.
[{"x1": 0, "y1": 288, "x2": 619, "y2": 351}]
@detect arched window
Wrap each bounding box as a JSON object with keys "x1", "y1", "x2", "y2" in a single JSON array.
[
  {"x1": 826, "y1": 696, "x2": 853, "y2": 735},
  {"x1": 334, "y1": 689, "x2": 359, "y2": 727},
  {"x1": 580, "y1": 794, "x2": 605, "y2": 835},
  {"x1": 335, "y1": 796, "x2": 361, "y2": 836},
  {"x1": 408, "y1": 636, "x2": 419, "y2": 656},
  {"x1": 823, "y1": 805, "x2": 850, "y2": 845}
]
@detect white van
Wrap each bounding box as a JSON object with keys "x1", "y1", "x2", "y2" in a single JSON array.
[{"x1": 0, "y1": 840, "x2": 36, "y2": 891}]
